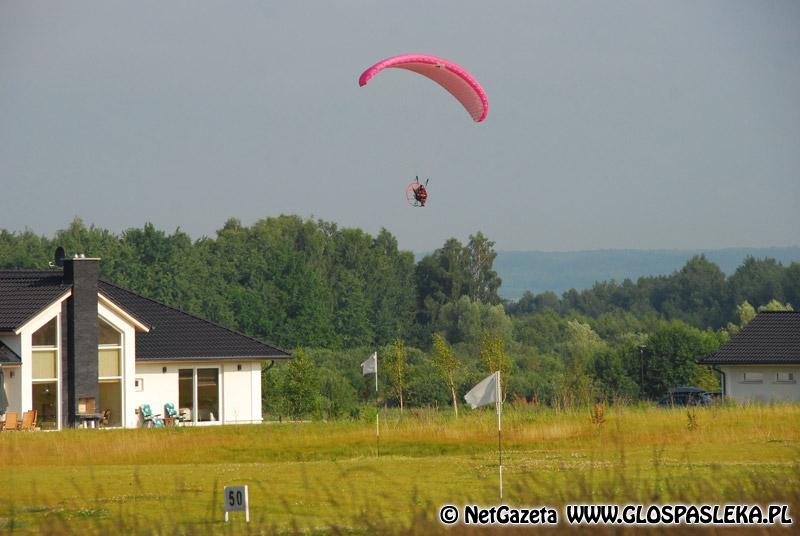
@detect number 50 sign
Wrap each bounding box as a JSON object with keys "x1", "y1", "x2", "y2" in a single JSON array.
[{"x1": 223, "y1": 485, "x2": 250, "y2": 522}]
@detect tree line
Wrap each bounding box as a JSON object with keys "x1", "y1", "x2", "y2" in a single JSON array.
[{"x1": 1, "y1": 217, "x2": 796, "y2": 417}]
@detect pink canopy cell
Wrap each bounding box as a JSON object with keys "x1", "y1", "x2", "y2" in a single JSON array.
[{"x1": 359, "y1": 54, "x2": 488, "y2": 122}]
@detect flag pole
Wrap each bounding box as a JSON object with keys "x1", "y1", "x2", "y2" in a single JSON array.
[
  {"x1": 496, "y1": 371, "x2": 503, "y2": 500},
  {"x1": 375, "y1": 352, "x2": 380, "y2": 458}
]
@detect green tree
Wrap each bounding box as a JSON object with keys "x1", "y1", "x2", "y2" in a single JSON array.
[
  {"x1": 479, "y1": 331, "x2": 511, "y2": 400},
  {"x1": 512, "y1": 311, "x2": 568, "y2": 354},
  {"x1": 319, "y1": 368, "x2": 357, "y2": 420},
  {"x1": 282, "y1": 348, "x2": 320, "y2": 419},
  {"x1": 414, "y1": 232, "x2": 502, "y2": 339},
  {"x1": 727, "y1": 301, "x2": 756, "y2": 334},
  {"x1": 757, "y1": 300, "x2": 793, "y2": 312},
  {"x1": 383, "y1": 338, "x2": 409, "y2": 411},
  {"x1": 662, "y1": 255, "x2": 727, "y2": 328},
  {"x1": 737, "y1": 300, "x2": 757, "y2": 324},
  {"x1": 782, "y1": 263, "x2": 800, "y2": 311},
  {"x1": 262, "y1": 362, "x2": 288, "y2": 420},
  {"x1": 433, "y1": 296, "x2": 513, "y2": 346},
  {"x1": 365, "y1": 229, "x2": 416, "y2": 345},
  {"x1": 431, "y1": 333, "x2": 462, "y2": 416},
  {"x1": 642, "y1": 321, "x2": 722, "y2": 399},
  {"x1": 331, "y1": 269, "x2": 373, "y2": 347},
  {"x1": 563, "y1": 320, "x2": 606, "y2": 367},
  {"x1": 726, "y1": 256, "x2": 786, "y2": 313},
  {"x1": 591, "y1": 347, "x2": 640, "y2": 401},
  {"x1": 466, "y1": 232, "x2": 502, "y2": 304},
  {"x1": 557, "y1": 320, "x2": 605, "y2": 407}
]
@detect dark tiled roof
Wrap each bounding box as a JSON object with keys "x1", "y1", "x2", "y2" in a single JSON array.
[
  {"x1": 0, "y1": 270, "x2": 71, "y2": 331},
  {"x1": 0, "y1": 341, "x2": 21, "y2": 364},
  {"x1": 98, "y1": 281, "x2": 290, "y2": 361},
  {"x1": 701, "y1": 312, "x2": 800, "y2": 365}
]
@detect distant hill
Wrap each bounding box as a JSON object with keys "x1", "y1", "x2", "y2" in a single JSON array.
[{"x1": 495, "y1": 247, "x2": 800, "y2": 300}]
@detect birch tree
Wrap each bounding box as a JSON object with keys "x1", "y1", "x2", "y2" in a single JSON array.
[
  {"x1": 384, "y1": 338, "x2": 408, "y2": 411},
  {"x1": 431, "y1": 333, "x2": 461, "y2": 416},
  {"x1": 479, "y1": 331, "x2": 511, "y2": 401}
]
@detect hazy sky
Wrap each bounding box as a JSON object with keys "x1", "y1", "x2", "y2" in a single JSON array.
[{"x1": 1, "y1": 1, "x2": 798, "y2": 252}]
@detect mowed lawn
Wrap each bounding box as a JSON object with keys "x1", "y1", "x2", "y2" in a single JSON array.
[{"x1": 1, "y1": 404, "x2": 798, "y2": 534}]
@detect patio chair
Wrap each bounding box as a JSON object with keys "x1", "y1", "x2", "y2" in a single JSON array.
[
  {"x1": 101, "y1": 409, "x2": 112, "y2": 427},
  {"x1": 2, "y1": 411, "x2": 19, "y2": 431},
  {"x1": 139, "y1": 404, "x2": 164, "y2": 428},
  {"x1": 19, "y1": 410, "x2": 37, "y2": 431},
  {"x1": 163, "y1": 403, "x2": 185, "y2": 426}
]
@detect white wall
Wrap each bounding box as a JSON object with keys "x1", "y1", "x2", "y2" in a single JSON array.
[
  {"x1": 1, "y1": 368, "x2": 21, "y2": 414},
  {"x1": 134, "y1": 360, "x2": 263, "y2": 427},
  {"x1": 0, "y1": 335, "x2": 22, "y2": 414},
  {"x1": 132, "y1": 362, "x2": 179, "y2": 427},
  {"x1": 721, "y1": 365, "x2": 800, "y2": 402},
  {"x1": 1, "y1": 368, "x2": 22, "y2": 414},
  {"x1": 222, "y1": 361, "x2": 262, "y2": 424}
]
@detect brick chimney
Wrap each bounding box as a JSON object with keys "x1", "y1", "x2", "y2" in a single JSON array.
[{"x1": 62, "y1": 255, "x2": 100, "y2": 427}]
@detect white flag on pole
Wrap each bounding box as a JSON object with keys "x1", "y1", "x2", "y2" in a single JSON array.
[
  {"x1": 464, "y1": 371, "x2": 500, "y2": 409},
  {"x1": 361, "y1": 352, "x2": 377, "y2": 375}
]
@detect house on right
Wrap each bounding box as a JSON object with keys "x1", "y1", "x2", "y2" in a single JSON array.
[{"x1": 701, "y1": 311, "x2": 799, "y2": 402}]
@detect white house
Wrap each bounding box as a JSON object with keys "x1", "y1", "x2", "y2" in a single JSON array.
[
  {"x1": 701, "y1": 311, "x2": 799, "y2": 402},
  {"x1": 0, "y1": 255, "x2": 290, "y2": 429}
]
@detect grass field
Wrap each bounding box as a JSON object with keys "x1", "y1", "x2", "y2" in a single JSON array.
[{"x1": 1, "y1": 404, "x2": 798, "y2": 534}]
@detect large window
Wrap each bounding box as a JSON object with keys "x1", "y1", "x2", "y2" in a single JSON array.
[
  {"x1": 32, "y1": 318, "x2": 57, "y2": 380},
  {"x1": 98, "y1": 318, "x2": 122, "y2": 378},
  {"x1": 98, "y1": 317, "x2": 122, "y2": 426},
  {"x1": 32, "y1": 317, "x2": 59, "y2": 429},
  {"x1": 32, "y1": 383, "x2": 57, "y2": 430},
  {"x1": 32, "y1": 317, "x2": 57, "y2": 346},
  {"x1": 179, "y1": 369, "x2": 194, "y2": 422},
  {"x1": 197, "y1": 368, "x2": 220, "y2": 422},
  {"x1": 178, "y1": 367, "x2": 220, "y2": 424}
]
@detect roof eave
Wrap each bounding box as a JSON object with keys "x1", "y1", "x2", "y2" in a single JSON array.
[
  {"x1": 13, "y1": 289, "x2": 73, "y2": 335},
  {"x1": 135, "y1": 354, "x2": 292, "y2": 362},
  {"x1": 701, "y1": 359, "x2": 800, "y2": 365},
  {"x1": 98, "y1": 292, "x2": 150, "y2": 332}
]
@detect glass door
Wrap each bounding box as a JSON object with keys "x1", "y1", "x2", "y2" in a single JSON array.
[
  {"x1": 178, "y1": 369, "x2": 194, "y2": 423},
  {"x1": 178, "y1": 367, "x2": 220, "y2": 424},
  {"x1": 196, "y1": 368, "x2": 219, "y2": 422}
]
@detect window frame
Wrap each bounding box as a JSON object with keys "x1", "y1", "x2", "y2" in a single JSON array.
[
  {"x1": 775, "y1": 372, "x2": 796, "y2": 384},
  {"x1": 31, "y1": 317, "x2": 59, "y2": 383},
  {"x1": 97, "y1": 316, "x2": 123, "y2": 381},
  {"x1": 177, "y1": 366, "x2": 223, "y2": 426},
  {"x1": 741, "y1": 371, "x2": 764, "y2": 384},
  {"x1": 30, "y1": 313, "x2": 62, "y2": 430}
]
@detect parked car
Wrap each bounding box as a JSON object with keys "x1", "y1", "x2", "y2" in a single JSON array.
[{"x1": 658, "y1": 386, "x2": 712, "y2": 407}]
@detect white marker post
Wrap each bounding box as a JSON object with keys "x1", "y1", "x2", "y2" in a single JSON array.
[
  {"x1": 223, "y1": 485, "x2": 249, "y2": 523},
  {"x1": 496, "y1": 371, "x2": 503, "y2": 500},
  {"x1": 361, "y1": 351, "x2": 380, "y2": 457},
  {"x1": 375, "y1": 354, "x2": 380, "y2": 457}
]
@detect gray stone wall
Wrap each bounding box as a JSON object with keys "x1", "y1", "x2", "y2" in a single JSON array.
[{"x1": 63, "y1": 258, "x2": 100, "y2": 427}]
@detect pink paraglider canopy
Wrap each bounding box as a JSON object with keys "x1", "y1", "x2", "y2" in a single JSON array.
[{"x1": 359, "y1": 54, "x2": 488, "y2": 122}]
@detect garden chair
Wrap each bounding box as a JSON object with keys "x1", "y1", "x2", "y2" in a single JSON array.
[
  {"x1": 2, "y1": 411, "x2": 19, "y2": 431},
  {"x1": 139, "y1": 404, "x2": 164, "y2": 428},
  {"x1": 163, "y1": 403, "x2": 185, "y2": 426},
  {"x1": 19, "y1": 410, "x2": 37, "y2": 431}
]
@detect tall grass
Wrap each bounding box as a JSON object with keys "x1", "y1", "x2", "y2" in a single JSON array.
[{"x1": 1, "y1": 404, "x2": 798, "y2": 534}]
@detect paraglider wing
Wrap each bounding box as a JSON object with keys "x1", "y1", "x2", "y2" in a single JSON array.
[{"x1": 359, "y1": 54, "x2": 488, "y2": 122}]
